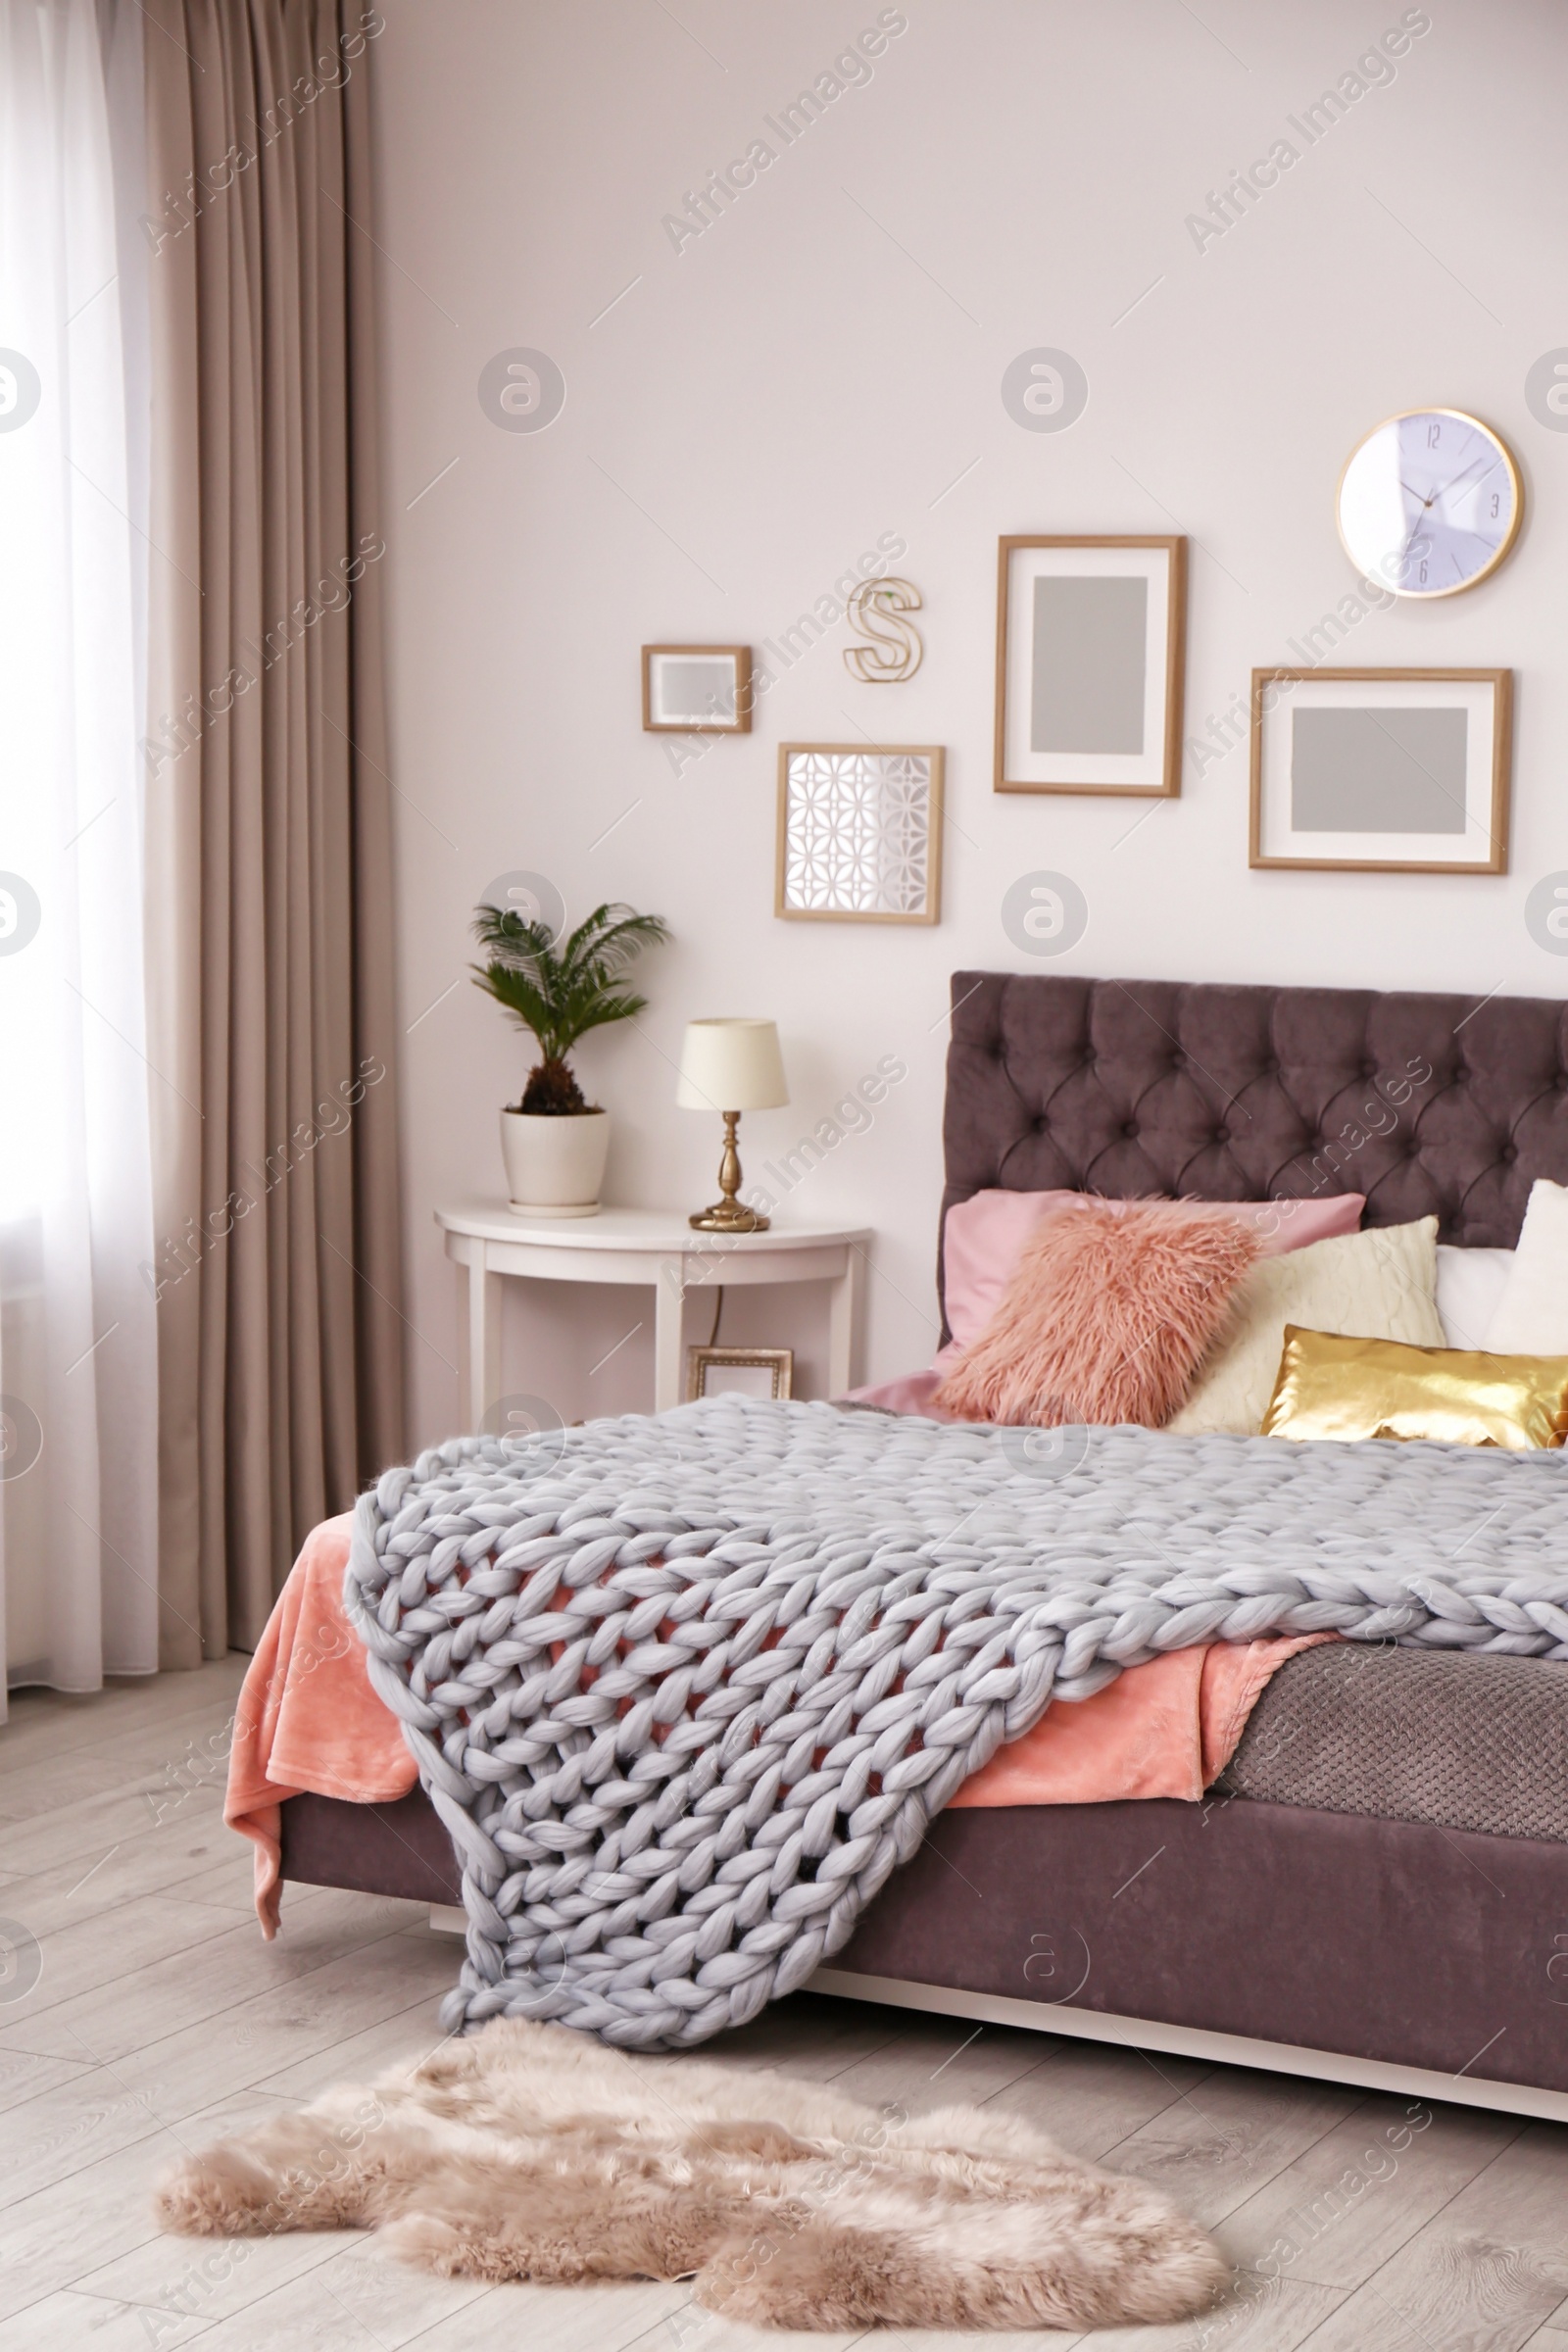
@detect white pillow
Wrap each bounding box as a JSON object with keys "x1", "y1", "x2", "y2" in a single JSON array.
[
  {"x1": 1486, "y1": 1180, "x2": 1568, "y2": 1352},
  {"x1": 1435, "y1": 1244, "x2": 1515, "y2": 1351},
  {"x1": 1168, "y1": 1217, "x2": 1445, "y2": 1438}
]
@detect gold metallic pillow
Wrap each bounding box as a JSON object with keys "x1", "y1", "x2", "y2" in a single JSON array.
[{"x1": 1262, "y1": 1327, "x2": 1568, "y2": 1448}]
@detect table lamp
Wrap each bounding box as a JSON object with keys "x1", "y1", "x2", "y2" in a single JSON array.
[{"x1": 676, "y1": 1018, "x2": 788, "y2": 1233}]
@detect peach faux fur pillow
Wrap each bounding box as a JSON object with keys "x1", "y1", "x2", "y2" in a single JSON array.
[{"x1": 933, "y1": 1199, "x2": 1261, "y2": 1430}]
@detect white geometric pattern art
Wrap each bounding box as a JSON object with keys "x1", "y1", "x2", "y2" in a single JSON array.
[{"x1": 779, "y1": 749, "x2": 941, "y2": 921}]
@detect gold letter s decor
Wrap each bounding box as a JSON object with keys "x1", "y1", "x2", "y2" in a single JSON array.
[{"x1": 844, "y1": 577, "x2": 923, "y2": 683}]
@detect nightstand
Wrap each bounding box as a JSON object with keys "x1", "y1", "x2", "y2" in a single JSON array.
[{"x1": 434, "y1": 1202, "x2": 872, "y2": 1422}]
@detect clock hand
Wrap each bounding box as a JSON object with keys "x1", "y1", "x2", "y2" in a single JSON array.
[{"x1": 1435, "y1": 452, "x2": 1502, "y2": 503}]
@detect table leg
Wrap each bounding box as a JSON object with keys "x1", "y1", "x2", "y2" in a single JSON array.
[
  {"x1": 654, "y1": 1258, "x2": 686, "y2": 1414},
  {"x1": 828, "y1": 1246, "x2": 862, "y2": 1397},
  {"x1": 460, "y1": 1246, "x2": 503, "y2": 1432}
]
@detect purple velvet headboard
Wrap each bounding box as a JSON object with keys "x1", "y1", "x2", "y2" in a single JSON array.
[{"x1": 939, "y1": 973, "x2": 1568, "y2": 1337}]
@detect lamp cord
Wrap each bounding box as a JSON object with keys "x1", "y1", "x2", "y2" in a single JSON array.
[{"x1": 708, "y1": 1287, "x2": 723, "y2": 1347}]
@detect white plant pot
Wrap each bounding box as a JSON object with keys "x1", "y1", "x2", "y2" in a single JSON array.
[{"x1": 500, "y1": 1107, "x2": 610, "y2": 1218}]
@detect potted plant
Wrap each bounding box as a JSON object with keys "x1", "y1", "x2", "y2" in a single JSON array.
[{"x1": 472, "y1": 899, "x2": 670, "y2": 1216}]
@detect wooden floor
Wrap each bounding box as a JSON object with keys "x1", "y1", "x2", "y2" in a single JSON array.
[{"x1": 2, "y1": 1662, "x2": 1567, "y2": 2351}]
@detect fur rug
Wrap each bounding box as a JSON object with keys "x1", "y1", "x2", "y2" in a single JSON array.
[{"x1": 155, "y1": 2018, "x2": 1227, "y2": 2331}]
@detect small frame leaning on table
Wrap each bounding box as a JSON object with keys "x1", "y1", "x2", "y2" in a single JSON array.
[{"x1": 686, "y1": 1346, "x2": 794, "y2": 1402}]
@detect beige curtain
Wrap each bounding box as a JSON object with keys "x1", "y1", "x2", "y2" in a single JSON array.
[{"x1": 142, "y1": 0, "x2": 405, "y2": 1659}]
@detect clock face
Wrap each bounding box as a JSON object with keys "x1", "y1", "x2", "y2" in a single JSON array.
[{"x1": 1337, "y1": 411, "x2": 1521, "y2": 598}]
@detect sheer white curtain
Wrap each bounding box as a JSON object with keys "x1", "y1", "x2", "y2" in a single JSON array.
[{"x1": 0, "y1": 0, "x2": 162, "y2": 1704}]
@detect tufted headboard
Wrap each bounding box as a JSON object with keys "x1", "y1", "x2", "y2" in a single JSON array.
[{"x1": 939, "y1": 972, "x2": 1568, "y2": 1338}]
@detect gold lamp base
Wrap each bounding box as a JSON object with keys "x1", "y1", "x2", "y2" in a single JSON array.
[{"x1": 689, "y1": 1110, "x2": 770, "y2": 1233}]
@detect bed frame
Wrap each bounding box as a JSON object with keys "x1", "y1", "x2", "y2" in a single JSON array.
[{"x1": 279, "y1": 973, "x2": 1568, "y2": 2119}]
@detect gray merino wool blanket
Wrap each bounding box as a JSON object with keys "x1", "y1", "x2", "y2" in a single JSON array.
[{"x1": 344, "y1": 1396, "x2": 1568, "y2": 2049}]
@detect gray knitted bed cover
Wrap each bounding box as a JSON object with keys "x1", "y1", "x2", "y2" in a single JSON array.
[{"x1": 345, "y1": 1396, "x2": 1568, "y2": 2048}]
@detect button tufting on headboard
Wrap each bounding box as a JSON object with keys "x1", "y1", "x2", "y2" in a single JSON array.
[{"x1": 937, "y1": 972, "x2": 1568, "y2": 1339}]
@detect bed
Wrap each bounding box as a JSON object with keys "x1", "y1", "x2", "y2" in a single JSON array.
[{"x1": 274, "y1": 971, "x2": 1568, "y2": 2121}]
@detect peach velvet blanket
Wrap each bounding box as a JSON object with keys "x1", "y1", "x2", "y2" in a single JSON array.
[{"x1": 226, "y1": 1515, "x2": 1325, "y2": 1936}]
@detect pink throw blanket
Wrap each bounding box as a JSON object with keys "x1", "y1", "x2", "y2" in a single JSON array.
[
  {"x1": 227, "y1": 1517, "x2": 1324, "y2": 1936},
  {"x1": 226, "y1": 1515, "x2": 417, "y2": 1936}
]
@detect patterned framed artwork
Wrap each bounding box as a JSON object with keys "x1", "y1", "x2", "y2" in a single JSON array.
[
  {"x1": 994, "y1": 535, "x2": 1186, "y2": 797},
  {"x1": 775, "y1": 745, "x2": 944, "y2": 925}
]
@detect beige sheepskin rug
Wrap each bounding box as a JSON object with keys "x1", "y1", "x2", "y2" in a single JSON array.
[{"x1": 155, "y1": 2017, "x2": 1226, "y2": 2331}]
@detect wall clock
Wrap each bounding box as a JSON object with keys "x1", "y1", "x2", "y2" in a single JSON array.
[{"x1": 1336, "y1": 410, "x2": 1522, "y2": 598}]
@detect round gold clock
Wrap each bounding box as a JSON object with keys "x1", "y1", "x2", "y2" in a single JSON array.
[{"x1": 1336, "y1": 409, "x2": 1522, "y2": 598}]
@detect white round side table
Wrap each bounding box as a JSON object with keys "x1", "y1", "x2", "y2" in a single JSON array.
[{"x1": 434, "y1": 1202, "x2": 872, "y2": 1423}]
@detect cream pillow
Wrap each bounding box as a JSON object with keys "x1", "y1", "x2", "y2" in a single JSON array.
[
  {"x1": 1167, "y1": 1216, "x2": 1445, "y2": 1437},
  {"x1": 1485, "y1": 1180, "x2": 1568, "y2": 1353},
  {"x1": 1435, "y1": 1243, "x2": 1515, "y2": 1350}
]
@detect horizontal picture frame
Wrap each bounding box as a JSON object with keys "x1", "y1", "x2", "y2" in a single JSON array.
[
  {"x1": 642, "y1": 644, "x2": 753, "y2": 733},
  {"x1": 776, "y1": 744, "x2": 944, "y2": 925},
  {"x1": 995, "y1": 535, "x2": 1187, "y2": 797},
  {"x1": 686, "y1": 1346, "x2": 794, "y2": 1402},
  {"x1": 1250, "y1": 666, "x2": 1512, "y2": 874}
]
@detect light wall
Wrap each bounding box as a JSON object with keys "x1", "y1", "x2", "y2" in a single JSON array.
[{"x1": 370, "y1": 0, "x2": 1568, "y2": 1446}]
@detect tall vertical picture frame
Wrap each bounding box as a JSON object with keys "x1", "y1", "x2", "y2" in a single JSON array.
[{"x1": 995, "y1": 536, "x2": 1187, "y2": 797}]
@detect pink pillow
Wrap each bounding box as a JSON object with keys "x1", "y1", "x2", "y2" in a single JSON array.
[
  {"x1": 1241, "y1": 1194, "x2": 1366, "y2": 1254},
  {"x1": 932, "y1": 1199, "x2": 1261, "y2": 1430},
  {"x1": 942, "y1": 1188, "x2": 1363, "y2": 1349}
]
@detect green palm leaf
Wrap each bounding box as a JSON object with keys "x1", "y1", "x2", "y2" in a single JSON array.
[{"x1": 471, "y1": 899, "x2": 669, "y2": 1113}]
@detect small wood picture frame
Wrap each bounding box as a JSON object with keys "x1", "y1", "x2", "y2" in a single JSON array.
[
  {"x1": 685, "y1": 1346, "x2": 794, "y2": 1402},
  {"x1": 1250, "y1": 667, "x2": 1512, "y2": 873},
  {"x1": 995, "y1": 535, "x2": 1187, "y2": 797},
  {"x1": 642, "y1": 645, "x2": 753, "y2": 733},
  {"x1": 776, "y1": 744, "x2": 944, "y2": 925}
]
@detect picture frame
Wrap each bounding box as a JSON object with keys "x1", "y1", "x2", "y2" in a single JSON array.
[
  {"x1": 994, "y1": 536, "x2": 1187, "y2": 797},
  {"x1": 642, "y1": 644, "x2": 753, "y2": 733},
  {"x1": 775, "y1": 744, "x2": 944, "y2": 925},
  {"x1": 685, "y1": 1346, "x2": 794, "y2": 1402},
  {"x1": 1250, "y1": 667, "x2": 1512, "y2": 874}
]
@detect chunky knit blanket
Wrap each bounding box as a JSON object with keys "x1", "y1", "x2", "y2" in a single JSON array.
[{"x1": 345, "y1": 1396, "x2": 1568, "y2": 2048}]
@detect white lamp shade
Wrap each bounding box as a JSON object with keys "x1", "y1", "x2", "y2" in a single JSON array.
[{"x1": 675, "y1": 1018, "x2": 788, "y2": 1112}]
